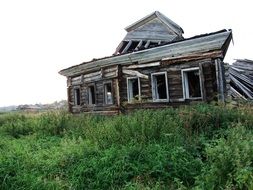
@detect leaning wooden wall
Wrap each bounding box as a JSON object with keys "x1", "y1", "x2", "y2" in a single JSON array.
[
  {"x1": 68, "y1": 65, "x2": 120, "y2": 114},
  {"x1": 120, "y1": 58, "x2": 218, "y2": 111}
]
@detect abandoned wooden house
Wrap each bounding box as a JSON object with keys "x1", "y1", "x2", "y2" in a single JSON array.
[{"x1": 59, "y1": 11, "x2": 233, "y2": 114}]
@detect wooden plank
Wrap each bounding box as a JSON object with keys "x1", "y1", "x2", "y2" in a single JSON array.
[
  {"x1": 124, "y1": 62, "x2": 160, "y2": 69},
  {"x1": 144, "y1": 40, "x2": 151, "y2": 48},
  {"x1": 122, "y1": 69, "x2": 149, "y2": 79},
  {"x1": 215, "y1": 59, "x2": 225, "y2": 102},
  {"x1": 135, "y1": 40, "x2": 143, "y2": 51},
  {"x1": 122, "y1": 40, "x2": 132, "y2": 54},
  {"x1": 199, "y1": 62, "x2": 207, "y2": 101},
  {"x1": 162, "y1": 50, "x2": 223, "y2": 64}
]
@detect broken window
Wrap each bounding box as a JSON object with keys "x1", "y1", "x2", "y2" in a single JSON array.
[
  {"x1": 126, "y1": 41, "x2": 139, "y2": 53},
  {"x1": 74, "y1": 88, "x2": 81, "y2": 106},
  {"x1": 104, "y1": 82, "x2": 113, "y2": 104},
  {"x1": 88, "y1": 85, "x2": 96, "y2": 105},
  {"x1": 151, "y1": 72, "x2": 169, "y2": 101},
  {"x1": 127, "y1": 77, "x2": 140, "y2": 102},
  {"x1": 182, "y1": 68, "x2": 202, "y2": 99}
]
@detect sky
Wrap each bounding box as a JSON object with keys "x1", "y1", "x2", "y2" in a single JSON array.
[{"x1": 0, "y1": 0, "x2": 252, "y2": 107}]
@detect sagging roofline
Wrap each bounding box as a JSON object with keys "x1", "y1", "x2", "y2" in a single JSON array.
[{"x1": 59, "y1": 29, "x2": 232, "y2": 77}]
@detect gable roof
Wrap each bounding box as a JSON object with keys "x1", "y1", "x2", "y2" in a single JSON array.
[
  {"x1": 125, "y1": 11, "x2": 184, "y2": 36},
  {"x1": 59, "y1": 29, "x2": 232, "y2": 77}
]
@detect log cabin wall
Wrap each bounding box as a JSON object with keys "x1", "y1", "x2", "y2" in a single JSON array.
[
  {"x1": 67, "y1": 57, "x2": 222, "y2": 114},
  {"x1": 120, "y1": 58, "x2": 219, "y2": 112},
  {"x1": 68, "y1": 65, "x2": 120, "y2": 114}
]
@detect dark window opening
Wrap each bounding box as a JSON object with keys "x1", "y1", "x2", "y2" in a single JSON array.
[
  {"x1": 152, "y1": 73, "x2": 168, "y2": 100},
  {"x1": 128, "y1": 78, "x2": 140, "y2": 102},
  {"x1": 88, "y1": 86, "x2": 96, "y2": 105},
  {"x1": 183, "y1": 69, "x2": 202, "y2": 98},
  {"x1": 104, "y1": 83, "x2": 113, "y2": 104},
  {"x1": 74, "y1": 88, "x2": 80, "y2": 106},
  {"x1": 126, "y1": 41, "x2": 139, "y2": 53},
  {"x1": 139, "y1": 41, "x2": 147, "y2": 50},
  {"x1": 148, "y1": 41, "x2": 159, "y2": 48}
]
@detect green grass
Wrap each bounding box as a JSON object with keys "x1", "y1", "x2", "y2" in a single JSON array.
[{"x1": 0, "y1": 103, "x2": 253, "y2": 189}]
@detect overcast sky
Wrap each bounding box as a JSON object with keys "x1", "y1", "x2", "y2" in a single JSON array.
[{"x1": 0, "y1": 0, "x2": 252, "y2": 107}]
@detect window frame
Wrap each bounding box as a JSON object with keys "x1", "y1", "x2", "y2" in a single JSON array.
[
  {"x1": 181, "y1": 67, "x2": 203, "y2": 100},
  {"x1": 73, "y1": 87, "x2": 81, "y2": 106},
  {"x1": 87, "y1": 84, "x2": 96, "y2": 105},
  {"x1": 151, "y1": 71, "x2": 169, "y2": 102},
  {"x1": 103, "y1": 81, "x2": 114, "y2": 105},
  {"x1": 127, "y1": 77, "x2": 141, "y2": 103}
]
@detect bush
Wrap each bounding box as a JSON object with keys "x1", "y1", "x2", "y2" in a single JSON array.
[{"x1": 0, "y1": 103, "x2": 253, "y2": 189}]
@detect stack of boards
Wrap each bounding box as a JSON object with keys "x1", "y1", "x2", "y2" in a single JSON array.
[{"x1": 229, "y1": 59, "x2": 253, "y2": 100}]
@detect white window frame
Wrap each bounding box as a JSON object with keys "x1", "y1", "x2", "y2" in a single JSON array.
[
  {"x1": 181, "y1": 67, "x2": 203, "y2": 100},
  {"x1": 87, "y1": 85, "x2": 96, "y2": 105},
  {"x1": 74, "y1": 87, "x2": 81, "y2": 106},
  {"x1": 104, "y1": 82, "x2": 113, "y2": 105},
  {"x1": 127, "y1": 77, "x2": 141, "y2": 103},
  {"x1": 151, "y1": 71, "x2": 169, "y2": 102}
]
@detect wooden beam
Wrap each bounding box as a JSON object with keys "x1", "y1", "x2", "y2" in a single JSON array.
[
  {"x1": 162, "y1": 50, "x2": 223, "y2": 64},
  {"x1": 122, "y1": 40, "x2": 132, "y2": 54},
  {"x1": 215, "y1": 58, "x2": 225, "y2": 102},
  {"x1": 114, "y1": 41, "x2": 124, "y2": 55},
  {"x1": 134, "y1": 40, "x2": 143, "y2": 51},
  {"x1": 124, "y1": 62, "x2": 160, "y2": 69},
  {"x1": 122, "y1": 69, "x2": 149, "y2": 79},
  {"x1": 144, "y1": 40, "x2": 150, "y2": 48},
  {"x1": 199, "y1": 62, "x2": 207, "y2": 101}
]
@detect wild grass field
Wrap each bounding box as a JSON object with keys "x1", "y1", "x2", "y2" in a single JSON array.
[{"x1": 0, "y1": 103, "x2": 253, "y2": 189}]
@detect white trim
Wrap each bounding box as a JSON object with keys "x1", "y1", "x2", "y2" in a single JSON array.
[
  {"x1": 73, "y1": 87, "x2": 81, "y2": 106},
  {"x1": 103, "y1": 82, "x2": 113, "y2": 105},
  {"x1": 87, "y1": 85, "x2": 96, "y2": 105},
  {"x1": 181, "y1": 67, "x2": 203, "y2": 100},
  {"x1": 127, "y1": 77, "x2": 141, "y2": 102},
  {"x1": 151, "y1": 71, "x2": 169, "y2": 102}
]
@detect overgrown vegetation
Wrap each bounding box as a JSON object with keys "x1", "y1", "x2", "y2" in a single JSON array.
[{"x1": 0, "y1": 103, "x2": 253, "y2": 189}]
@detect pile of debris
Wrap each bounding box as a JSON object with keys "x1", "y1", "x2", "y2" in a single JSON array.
[{"x1": 229, "y1": 59, "x2": 253, "y2": 100}]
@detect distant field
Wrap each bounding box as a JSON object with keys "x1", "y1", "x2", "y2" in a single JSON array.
[{"x1": 0, "y1": 103, "x2": 253, "y2": 189}]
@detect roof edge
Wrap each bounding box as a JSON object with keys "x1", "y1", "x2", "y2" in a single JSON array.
[{"x1": 59, "y1": 29, "x2": 232, "y2": 76}]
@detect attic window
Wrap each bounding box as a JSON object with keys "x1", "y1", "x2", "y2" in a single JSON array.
[
  {"x1": 88, "y1": 85, "x2": 96, "y2": 105},
  {"x1": 182, "y1": 68, "x2": 202, "y2": 99},
  {"x1": 74, "y1": 88, "x2": 81, "y2": 106},
  {"x1": 126, "y1": 41, "x2": 139, "y2": 53},
  {"x1": 151, "y1": 72, "x2": 169, "y2": 101},
  {"x1": 104, "y1": 82, "x2": 113, "y2": 104},
  {"x1": 149, "y1": 41, "x2": 159, "y2": 48},
  {"x1": 127, "y1": 77, "x2": 141, "y2": 102}
]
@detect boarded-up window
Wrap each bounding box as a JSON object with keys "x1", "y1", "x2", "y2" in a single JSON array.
[
  {"x1": 182, "y1": 68, "x2": 202, "y2": 99},
  {"x1": 151, "y1": 72, "x2": 169, "y2": 101},
  {"x1": 74, "y1": 88, "x2": 81, "y2": 106},
  {"x1": 88, "y1": 85, "x2": 96, "y2": 105},
  {"x1": 127, "y1": 77, "x2": 140, "y2": 102},
  {"x1": 104, "y1": 83, "x2": 113, "y2": 104}
]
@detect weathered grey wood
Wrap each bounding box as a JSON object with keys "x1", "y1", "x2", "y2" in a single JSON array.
[
  {"x1": 122, "y1": 69, "x2": 149, "y2": 79},
  {"x1": 124, "y1": 62, "x2": 160, "y2": 69},
  {"x1": 199, "y1": 62, "x2": 207, "y2": 101},
  {"x1": 122, "y1": 40, "x2": 132, "y2": 54},
  {"x1": 125, "y1": 11, "x2": 183, "y2": 36},
  {"x1": 144, "y1": 40, "x2": 151, "y2": 48},
  {"x1": 215, "y1": 59, "x2": 225, "y2": 102},
  {"x1": 135, "y1": 40, "x2": 143, "y2": 51},
  {"x1": 114, "y1": 41, "x2": 124, "y2": 55},
  {"x1": 59, "y1": 30, "x2": 232, "y2": 77},
  {"x1": 124, "y1": 30, "x2": 177, "y2": 41}
]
